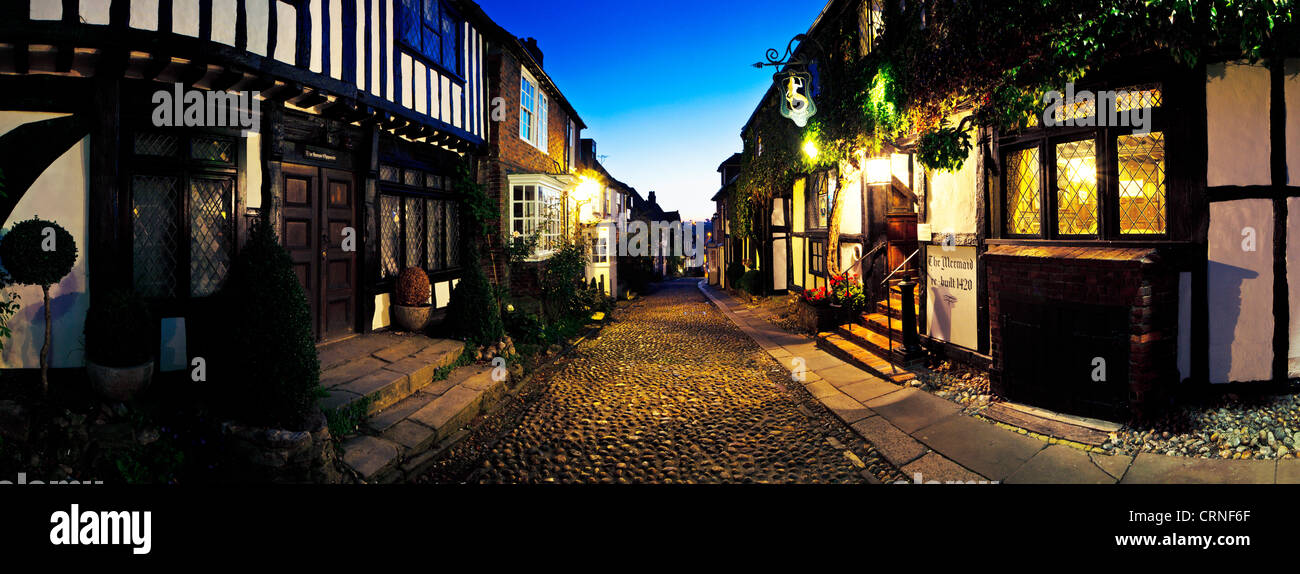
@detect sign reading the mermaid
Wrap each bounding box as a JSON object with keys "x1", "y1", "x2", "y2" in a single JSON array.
[{"x1": 926, "y1": 245, "x2": 977, "y2": 350}]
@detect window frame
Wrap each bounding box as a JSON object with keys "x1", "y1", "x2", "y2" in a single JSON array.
[
  {"x1": 128, "y1": 130, "x2": 240, "y2": 304},
  {"x1": 997, "y1": 83, "x2": 1169, "y2": 242},
  {"x1": 508, "y1": 178, "x2": 565, "y2": 260},
  {"x1": 396, "y1": 0, "x2": 463, "y2": 80},
  {"x1": 377, "y1": 163, "x2": 462, "y2": 282},
  {"x1": 519, "y1": 68, "x2": 549, "y2": 153}
]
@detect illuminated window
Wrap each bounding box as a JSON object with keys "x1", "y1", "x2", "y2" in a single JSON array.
[
  {"x1": 1118, "y1": 132, "x2": 1166, "y2": 235},
  {"x1": 1055, "y1": 139, "x2": 1098, "y2": 236},
  {"x1": 510, "y1": 183, "x2": 563, "y2": 259},
  {"x1": 1005, "y1": 147, "x2": 1041, "y2": 236},
  {"x1": 810, "y1": 241, "x2": 826, "y2": 275}
]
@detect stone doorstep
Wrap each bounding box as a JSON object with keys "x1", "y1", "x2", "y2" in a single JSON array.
[
  {"x1": 317, "y1": 335, "x2": 398, "y2": 371},
  {"x1": 321, "y1": 356, "x2": 389, "y2": 388},
  {"x1": 407, "y1": 385, "x2": 486, "y2": 443},
  {"x1": 335, "y1": 369, "x2": 410, "y2": 416},
  {"x1": 373, "y1": 338, "x2": 433, "y2": 363},
  {"x1": 384, "y1": 419, "x2": 438, "y2": 451},
  {"x1": 367, "y1": 391, "x2": 438, "y2": 434},
  {"x1": 340, "y1": 435, "x2": 402, "y2": 482}
]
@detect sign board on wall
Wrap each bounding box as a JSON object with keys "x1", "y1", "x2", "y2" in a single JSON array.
[{"x1": 926, "y1": 245, "x2": 978, "y2": 351}]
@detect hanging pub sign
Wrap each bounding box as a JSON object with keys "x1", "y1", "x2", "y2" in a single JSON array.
[{"x1": 754, "y1": 34, "x2": 821, "y2": 127}]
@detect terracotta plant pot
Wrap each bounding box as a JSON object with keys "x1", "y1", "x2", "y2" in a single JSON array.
[
  {"x1": 85, "y1": 359, "x2": 155, "y2": 402},
  {"x1": 391, "y1": 303, "x2": 432, "y2": 331}
]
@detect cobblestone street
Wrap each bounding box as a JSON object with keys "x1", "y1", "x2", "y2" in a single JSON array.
[{"x1": 453, "y1": 279, "x2": 904, "y2": 484}]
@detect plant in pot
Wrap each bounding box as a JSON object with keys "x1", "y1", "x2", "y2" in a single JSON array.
[
  {"x1": 0, "y1": 217, "x2": 78, "y2": 394},
  {"x1": 83, "y1": 289, "x2": 154, "y2": 402},
  {"x1": 796, "y1": 285, "x2": 838, "y2": 334},
  {"x1": 391, "y1": 267, "x2": 432, "y2": 331}
]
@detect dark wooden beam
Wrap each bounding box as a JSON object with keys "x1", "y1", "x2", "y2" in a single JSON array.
[
  {"x1": 289, "y1": 89, "x2": 327, "y2": 109},
  {"x1": 142, "y1": 53, "x2": 171, "y2": 81},
  {"x1": 208, "y1": 67, "x2": 245, "y2": 92},
  {"x1": 320, "y1": 98, "x2": 356, "y2": 120},
  {"x1": 14, "y1": 44, "x2": 30, "y2": 75},
  {"x1": 54, "y1": 44, "x2": 73, "y2": 73},
  {"x1": 262, "y1": 81, "x2": 304, "y2": 102},
  {"x1": 178, "y1": 60, "x2": 209, "y2": 86}
]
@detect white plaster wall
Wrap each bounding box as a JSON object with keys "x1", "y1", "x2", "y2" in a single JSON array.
[
  {"x1": 791, "y1": 236, "x2": 804, "y2": 288},
  {"x1": 1288, "y1": 197, "x2": 1300, "y2": 377},
  {"x1": 130, "y1": 0, "x2": 160, "y2": 31},
  {"x1": 0, "y1": 112, "x2": 89, "y2": 369},
  {"x1": 839, "y1": 176, "x2": 862, "y2": 236},
  {"x1": 1208, "y1": 199, "x2": 1274, "y2": 383},
  {"x1": 838, "y1": 242, "x2": 860, "y2": 276},
  {"x1": 1287, "y1": 59, "x2": 1300, "y2": 185},
  {"x1": 1206, "y1": 62, "x2": 1272, "y2": 187},
  {"x1": 79, "y1": 0, "x2": 111, "y2": 24},
  {"x1": 174, "y1": 0, "x2": 200, "y2": 37},
  {"x1": 30, "y1": 0, "x2": 61, "y2": 20},
  {"x1": 926, "y1": 115, "x2": 978, "y2": 236},
  {"x1": 371, "y1": 293, "x2": 391, "y2": 330},
  {"x1": 772, "y1": 236, "x2": 787, "y2": 291},
  {"x1": 792, "y1": 178, "x2": 805, "y2": 233}
]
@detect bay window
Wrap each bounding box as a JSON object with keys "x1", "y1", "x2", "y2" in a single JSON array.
[{"x1": 510, "y1": 181, "x2": 564, "y2": 259}]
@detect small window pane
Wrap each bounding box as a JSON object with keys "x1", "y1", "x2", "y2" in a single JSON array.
[
  {"x1": 132, "y1": 175, "x2": 181, "y2": 298},
  {"x1": 427, "y1": 199, "x2": 444, "y2": 271},
  {"x1": 190, "y1": 177, "x2": 234, "y2": 297},
  {"x1": 404, "y1": 169, "x2": 423, "y2": 187},
  {"x1": 446, "y1": 203, "x2": 460, "y2": 267},
  {"x1": 1119, "y1": 132, "x2": 1167, "y2": 235},
  {"x1": 405, "y1": 197, "x2": 426, "y2": 269},
  {"x1": 1055, "y1": 139, "x2": 1098, "y2": 236},
  {"x1": 1006, "y1": 147, "x2": 1042, "y2": 236},
  {"x1": 380, "y1": 164, "x2": 400, "y2": 183},
  {"x1": 380, "y1": 194, "x2": 401, "y2": 278},
  {"x1": 134, "y1": 133, "x2": 180, "y2": 157},
  {"x1": 191, "y1": 137, "x2": 234, "y2": 163}
]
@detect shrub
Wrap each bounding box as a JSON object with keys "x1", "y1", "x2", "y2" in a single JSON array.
[
  {"x1": 0, "y1": 217, "x2": 77, "y2": 287},
  {"x1": 503, "y1": 309, "x2": 546, "y2": 345},
  {"x1": 83, "y1": 289, "x2": 152, "y2": 368},
  {"x1": 0, "y1": 217, "x2": 77, "y2": 393},
  {"x1": 218, "y1": 217, "x2": 324, "y2": 429},
  {"x1": 737, "y1": 270, "x2": 761, "y2": 295},
  {"x1": 446, "y1": 265, "x2": 504, "y2": 346},
  {"x1": 726, "y1": 261, "x2": 746, "y2": 287},
  {"x1": 395, "y1": 267, "x2": 431, "y2": 306}
]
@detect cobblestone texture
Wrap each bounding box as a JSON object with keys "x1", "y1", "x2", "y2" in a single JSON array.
[{"x1": 450, "y1": 280, "x2": 904, "y2": 484}]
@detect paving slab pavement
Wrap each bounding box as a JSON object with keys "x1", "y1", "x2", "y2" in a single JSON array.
[
  {"x1": 1120, "y1": 453, "x2": 1276, "y2": 484},
  {"x1": 864, "y1": 388, "x2": 962, "y2": 434},
  {"x1": 1004, "y1": 445, "x2": 1118, "y2": 484}
]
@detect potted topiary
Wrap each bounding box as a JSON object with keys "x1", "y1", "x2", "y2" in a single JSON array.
[
  {"x1": 0, "y1": 217, "x2": 78, "y2": 394},
  {"x1": 83, "y1": 289, "x2": 154, "y2": 401},
  {"x1": 391, "y1": 266, "x2": 432, "y2": 331}
]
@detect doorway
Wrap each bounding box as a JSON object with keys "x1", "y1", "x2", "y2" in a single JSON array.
[{"x1": 281, "y1": 163, "x2": 358, "y2": 342}]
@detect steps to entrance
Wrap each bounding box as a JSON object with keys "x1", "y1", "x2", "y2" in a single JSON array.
[
  {"x1": 817, "y1": 331, "x2": 917, "y2": 385},
  {"x1": 319, "y1": 332, "x2": 466, "y2": 416},
  {"x1": 340, "y1": 364, "x2": 507, "y2": 483}
]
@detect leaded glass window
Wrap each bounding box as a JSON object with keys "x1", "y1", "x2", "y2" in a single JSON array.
[
  {"x1": 130, "y1": 132, "x2": 236, "y2": 300},
  {"x1": 1118, "y1": 131, "x2": 1167, "y2": 235},
  {"x1": 1005, "y1": 147, "x2": 1042, "y2": 236},
  {"x1": 1055, "y1": 140, "x2": 1097, "y2": 236},
  {"x1": 380, "y1": 194, "x2": 401, "y2": 278},
  {"x1": 404, "y1": 198, "x2": 426, "y2": 269},
  {"x1": 132, "y1": 175, "x2": 180, "y2": 299}
]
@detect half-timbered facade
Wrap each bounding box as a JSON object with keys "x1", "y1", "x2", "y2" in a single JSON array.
[{"x1": 0, "y1": 0, "x2": 496, "y2": 370}]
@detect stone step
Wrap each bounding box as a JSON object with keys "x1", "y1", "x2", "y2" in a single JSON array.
[
  {"x1": 320, "y1": 336, "x2": 466, "y2": 416},
  {"x1": 858, "y1": 312, "x2": 903, "y2": 340},
  {"x1": 817, "y1": 332, "x2": 917, "y2": 385},
  {"x1": 340, "y1": 435, "x2": 402, "y2": 482},
  {"x1": 406, "y1": 366, "x2": 501, "y2": 444},
  {"x1": 837, "y1": 322, "x2": 900, "y2": 359}
]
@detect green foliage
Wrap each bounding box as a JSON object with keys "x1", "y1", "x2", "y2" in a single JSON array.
[
  {"x1": 503, "y1": 309, "x2": 546, "y2": 345},
  {"x1": 112, "y1": 440, "x2": 186, "y2": 484},
  {"x1": 736, "y1": 270, "x2": 761, "y2": 295},
  {"x1": 540, "y1": 240, "x2": 588, "y2": 320},
  {"x1": 0, "y1": 274, "x2": 18, "y2": 353},
  {"x1": 507, "y1": 230, "x2": 542, "y2": 264},
  {"x1": 83, "y1": 289, "x2": 152, "y2": 368},
  {"x1": 917, "y1": 124, "x2": 973, "y2": 173},
  {"x1": 219, "y1": 217, "x2": 325, "y2": 429},
  {"x1": 726, "y1": 261, "x2": 746, "y2": 287},
  {"x1": 446, "y1": 262, "x2": 505, "y2": 346},
  {"x1": 324, "y1": 397, "x2": 372, "y2": 438},
  {"x1": 453, "y1": 159, "x2": 494, "y2": 242},
  {"x1": 0, "y1": 217, "x2": 77, "y2": 287}
]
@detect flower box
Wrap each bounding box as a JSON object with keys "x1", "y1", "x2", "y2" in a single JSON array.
[{"x1": 796, "y1": 300, "x2": 842, "y2": 334}]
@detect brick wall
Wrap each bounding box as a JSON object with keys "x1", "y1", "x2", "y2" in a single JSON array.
[
  {"x1": 482, "y1": 49, "x2": 580, "y2": 286},
  {"x1": 985, "y1": 246, "x2": 1179, "y2": 417}
]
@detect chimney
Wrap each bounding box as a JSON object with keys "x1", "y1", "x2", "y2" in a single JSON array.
[
  {"x1": 648, "y1": 191, "x2": 657, "y2": 205},
  {"x1": 520, "y1": 37, "x2": 544, "y2": 68}
]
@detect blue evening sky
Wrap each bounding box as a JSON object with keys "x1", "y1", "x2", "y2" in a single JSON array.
[{"x1": 475, "y1": 0, "x2": 828, "y2": 221}]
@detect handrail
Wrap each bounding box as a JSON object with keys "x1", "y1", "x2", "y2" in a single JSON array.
[
  {"x1": 844, "y1": 240, "x2": 887, "y2": 274},
  {"x1": 881, "y1": 248, "x2": 921, "y2": 286},
  {"x1": 881, "y1": 247, "x2": 920, "y2": 377}
]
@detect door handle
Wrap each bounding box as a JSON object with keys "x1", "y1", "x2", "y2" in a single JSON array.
[{"x1": 321, "y1": 231, "x2": 330, "y2": 260}]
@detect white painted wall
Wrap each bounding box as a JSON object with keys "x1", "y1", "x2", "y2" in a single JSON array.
[
  {"x1": 0, "y1": 112, "x2": 89, "y2": 369},
  {"x1": 926, "y1": 115, "x2": 978, "y2": 236},
  {"x1": 839, "y1": 176, "x2": 862, "y2": 236},
  {"x1": 791, "y1": 236, "x2": 804, "y2": 289},
  {"x1": 792, "y1": 178, "x2": 805, "y2": 234},
  {"x1": 1206, "y1": 62, "x2": 1272, "y2": 187},
  {"x1": 772, "y1": 236, "x2": 787, "y2": 291},
  {"x1": 1208, "y1": 199, "x2": 1274, "y2": 383}
]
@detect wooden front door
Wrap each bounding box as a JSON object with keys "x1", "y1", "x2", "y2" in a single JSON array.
[{"x1": 281, "y1": 164, "x2": 358, "y2": 342}]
